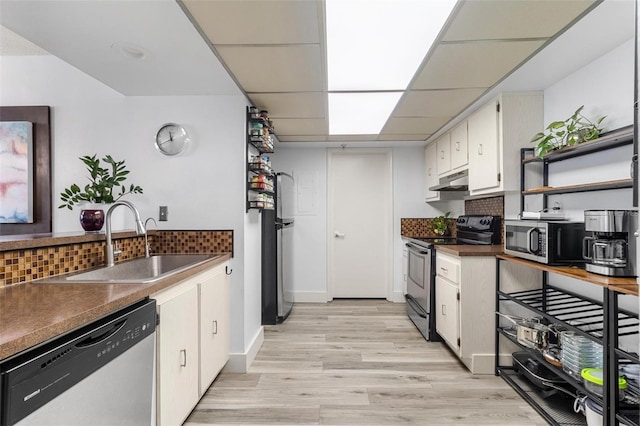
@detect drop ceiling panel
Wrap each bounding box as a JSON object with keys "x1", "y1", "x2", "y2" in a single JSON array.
[
  {"x1": 377, "y1": 134, "x2": 429, "y2": 141},
  {"x1": 382, "y1": 117, "x2": 450, "y2": 135},
  {"x1": 444, "y1": 0, "x2": 597, "y2": 41},
  {"x1": 271, "y1": 118, "x2": 327, "y2": 135},
  {"x1": 278, "y1": 135, "x2": 327, "y2": 142},
  {"x1": 248, "y1": 92, "x2": 325, "y2": 118},
  {"x1": 182, "y1": 0, "x2": 320, "y2": 45},
  {"x1": 327, "y1": 135, "x2": 378, "y2": 141},
  {"x1": 394, "y1": 88, "x2": 487, "y2": 117},
  {"x1": 216, "y1": 45, "x2": 323, "y2": 92},
  {"x1": 412, "y1": 40, "x2": 546, "y2": 90}
]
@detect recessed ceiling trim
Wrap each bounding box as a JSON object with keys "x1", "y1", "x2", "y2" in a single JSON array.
[{"x1": 440, "y1": 37, "x2": 549, "y2": 45}]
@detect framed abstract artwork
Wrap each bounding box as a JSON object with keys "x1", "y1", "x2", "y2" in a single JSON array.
[{"x1": 0, "y1": 106, "x2": 51, "y2": 235}]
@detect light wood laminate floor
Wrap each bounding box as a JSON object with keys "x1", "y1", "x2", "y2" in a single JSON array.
[{"x1": 185, "y1": 300, "x2": 548, "y2": 425}]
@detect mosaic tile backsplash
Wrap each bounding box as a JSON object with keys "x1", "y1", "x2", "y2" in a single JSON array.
[
  {"x1": 465, "y1": 196, "x2": 504, "y2": 217},
  {"x1": 402, "y1": 196, "x2": 504, "y2": 241},
  {"x1": 401, "y1": 218, "x2": 457, "y2": 238},
  {"x1": 0, "y1": 230, "x2": 233, "y2": 287}
]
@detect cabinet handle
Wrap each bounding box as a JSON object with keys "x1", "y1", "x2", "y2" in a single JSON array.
[
  {"x1": 441, "y1": 304, "x2": 446, "y2": 315},
  {"x1": 455, "y1": 141, "x2": 460, "y2": 151},
  {"x1": 428, "y1": 167, "x2": 432, "y2": 176},
  {"x1": 478, "y1": 144, "x2": 483, "y2": 155},
  {"x1": 213, "y1": 320, "x2": 218, "y2": 335},
  {"x1": 440, "y1": 150, "x2": 445, "y2": 159},
  {"x1": 440, "y1": 267, "x2": 448, "y2": 273},
  {"x1": 226, "y1": 266, "x2": 233, "y2": 275},
  {"x1": 180, "y1": 349, "x2": 187, "y2": 367}
]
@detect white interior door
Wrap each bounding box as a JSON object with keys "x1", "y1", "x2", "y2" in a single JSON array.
[{"x1": 328, "y1": 149, "x2": 392, "y2": 299}]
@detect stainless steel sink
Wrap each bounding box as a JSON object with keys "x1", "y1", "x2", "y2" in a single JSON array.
[{"x1": 37, "y1": 254, "x2": 220, "y2": 284}]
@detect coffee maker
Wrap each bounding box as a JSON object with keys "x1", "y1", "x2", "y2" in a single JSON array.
[{"x1": 583, "y1": 210, "x2": 638, "y2": 277}]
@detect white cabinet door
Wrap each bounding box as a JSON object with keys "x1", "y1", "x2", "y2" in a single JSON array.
[
  {"x1": 199, "y1": 265, "x2": 230, "y2": 395},
  {"x1": 425, "y1": 143, "x2": 439, "y2": 201},
  {"x1": 435, "y1": 276, "x2": 459, "y2": 355},
  {"x1": 156, "y1": 286, "x2": 199, "y2": 426},
  {"x1": 450, "y1": 120, "x2": 468, "y2": 170},
  {"x1": 468, "y1": 100, "x2": 500, "y2": 193},
  {"x1": 436, "y1": 133, "x2": 451, "y2": 176}
]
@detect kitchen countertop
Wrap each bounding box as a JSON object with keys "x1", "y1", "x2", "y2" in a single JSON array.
[
  {"x1": 0, "y1": 230, "x2": 150, "y2": 251},
  {"x1": 434, "y1": 244, "x2": 504, "y2": 257},
  {"x1": 402, "y1": 236, "x2": 503, "y2": 257},
  {"x1": 0, "y1": 253, "x2": 231, "y2": 360}
]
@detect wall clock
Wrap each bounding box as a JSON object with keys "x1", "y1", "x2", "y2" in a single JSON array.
[{"x1": 155, "y1": 123, "x2": 189, "y2": 156}]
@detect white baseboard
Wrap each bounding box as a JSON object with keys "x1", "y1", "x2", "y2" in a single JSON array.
[
  {"x1": 293, "y1": 292, "x2": 405, "y2": 303},
  {"x1": 224, "y1": 326, "x2": 264, "y2": 373},
  {"x1": 389, "y1": 291, "x2": 406, "y2": 303},
  {"x1": 292, "y1": 291, "x2": 329, "y2": 303}
]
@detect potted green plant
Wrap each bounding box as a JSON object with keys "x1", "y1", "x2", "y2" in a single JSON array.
[
  {"x1": 59, "y1": 154, "x2": 143, "y2": 231},
  {"x1": 431, "y1": 211, "x2": 451, "y2": 236},
  {"x1": 530, "y1": 105, "x2": 606, "y2": 157}
]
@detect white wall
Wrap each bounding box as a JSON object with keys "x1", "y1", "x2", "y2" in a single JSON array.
[
  {"x1": 0, "y1": 54, "x2": 262, "y2": 368},
  {"x1": 272, "y1": 146, "x2": 444, "y2": 302},
  {"x1": 538, "y1": 36, "x2": 637, "y2": 318},
  {"x1": 270, "y1": 148, "x2": 327, "y2": 301}
]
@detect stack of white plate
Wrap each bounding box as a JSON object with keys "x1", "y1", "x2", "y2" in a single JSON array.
[{"x1": 561, "y1": 331, "x2": 602, "y2": 377}]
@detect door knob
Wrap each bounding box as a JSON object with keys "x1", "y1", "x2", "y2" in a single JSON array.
[{"x1": 334, "y1": 232, "x2": 345, "y2": 238}]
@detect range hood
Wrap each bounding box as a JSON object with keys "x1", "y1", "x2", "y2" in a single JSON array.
[{"x1": 429, "y1": 170, "x2": 469, "y2": 191}]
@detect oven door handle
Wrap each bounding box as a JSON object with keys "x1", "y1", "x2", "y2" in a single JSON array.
[
  {"x1": 405, "y1": 243, "x2": 430, "y2": 255},
  {"x1": 405, "y1": 294, "x2": 428, "y2": 319}
]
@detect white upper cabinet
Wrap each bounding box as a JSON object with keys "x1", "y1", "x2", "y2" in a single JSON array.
[
  {"x1": 450, "y1": 120, "x2": 468, "y2": 171},
  {"x1": 436, "y1": 132, "x2": 451, "y2": 176},
  {"x1": 468, "y1": 92, "x2": 543, "y2": 196},
  {"x1": 425, "y1": 142, "x2": 440, "y2": 201}
]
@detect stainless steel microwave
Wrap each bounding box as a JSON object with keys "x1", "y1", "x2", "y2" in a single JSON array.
[{"x1": 504, "y1": 220, "x2": 585, "y2": 265}]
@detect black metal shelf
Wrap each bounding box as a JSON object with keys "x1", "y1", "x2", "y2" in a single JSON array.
[
  {"x1": 498, "y1": 285, "x2": 606, "y2": 341},
  {"x1": 496, "y1": 256, "x2": 640, "y2": 426},
  {"x1": 248, "y1": 138, "x2": 274, "y2": 154},
  {"x1": 497, "y1": 327, "x2": 593, "y2": 393},
  {"x1": 522, "y1": 179, "x2": 633, "y2": 196},
  {"x1": 247, "y1": 116, "x2": 275, "y2": 134},
  {"x1": 519, "y1": 125, "x2": 635, "y2": 214},
  {"x1": 248, "y1": 163, "x2": 274, "y2": 175},
  {"x1": 522, "y1": 126, "x2": 633, "y2": 164},
  {"x1": 498, "y1": 368, "x2": 586, "y2": 426},
  {"x1": 540, "y1": 125, "x2": 634, "y2": 163},
  {"x1": 246, "y1": 106, "x2": 276, "y2": 212}
]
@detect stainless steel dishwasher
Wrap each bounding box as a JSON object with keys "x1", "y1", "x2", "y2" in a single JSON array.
[{"x1": 0, "y1": 299, "x2": 156, "y2": 426}]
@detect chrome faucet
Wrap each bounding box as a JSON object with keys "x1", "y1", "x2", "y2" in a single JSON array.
[
  {"x1": 105, "y1": 201, "x2": 146, "y2": 267},
  {"x1": 144, "y1": 217, "x2": 157, "y2": 258}
]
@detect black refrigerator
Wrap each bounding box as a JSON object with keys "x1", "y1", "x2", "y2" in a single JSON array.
[{"x1": 262, "y1": 172, "x2": 295, "y2": 325}]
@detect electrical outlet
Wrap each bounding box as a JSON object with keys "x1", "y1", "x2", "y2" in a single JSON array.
[{"x1": 159, "y1": 206, "x2": 168, "y2": 221}]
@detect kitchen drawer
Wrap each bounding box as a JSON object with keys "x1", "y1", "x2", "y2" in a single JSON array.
[{"x1": 436, "y1": 252, "x2": 460, "y2": 284}]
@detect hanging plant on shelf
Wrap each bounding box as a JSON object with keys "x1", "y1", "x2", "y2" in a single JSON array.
[{"x1": 530, "y1": 105, "x2": 606, "y2": 157}]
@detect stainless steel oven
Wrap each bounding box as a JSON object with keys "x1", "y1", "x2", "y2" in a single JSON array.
[
  {"x1": 404, "y1": 215, "x2": 501, "y2": 342},
  {"x1": 405, "y1": 241, "x2": 438, "y2": 341}
]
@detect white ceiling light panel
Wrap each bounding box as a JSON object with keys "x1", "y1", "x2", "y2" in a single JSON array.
[
  {"x1": 326, "y1": 0, "x2": 457, "y2": 91},
  {"x1": 329, "y1": 92, "x2": 403, "y2": 135}
]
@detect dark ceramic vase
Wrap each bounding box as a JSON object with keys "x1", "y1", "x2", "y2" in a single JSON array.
[{"x1": 79, "y1": 209, "x2": 105, "y2": 232}]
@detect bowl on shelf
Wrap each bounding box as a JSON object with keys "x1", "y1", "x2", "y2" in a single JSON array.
[{"x1": 581, "y1": 368, "x2": 627, "y2": 401}]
